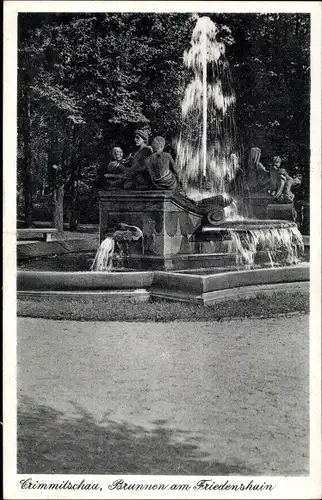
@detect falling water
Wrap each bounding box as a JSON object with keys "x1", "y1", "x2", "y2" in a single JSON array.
[
  {"x1": 91, "y1": 224, "x2": 143, "y2": 272},
  {"x1": 224, "y1": 199, "x2": 242, "y2": 221},
  {"x1": 90, "y1": 236, "x2": 115, "y2": 272},
  {"x1": 176, "y1": 16, "x2": 239, "y2": 200},
  {"x1": 230, "y1": 226, "x2": 304, "y2": 267}
]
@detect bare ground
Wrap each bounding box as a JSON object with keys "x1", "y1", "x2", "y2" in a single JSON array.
[{"x1": 17, "y1": 314, "x2": 309, "y2": 475}]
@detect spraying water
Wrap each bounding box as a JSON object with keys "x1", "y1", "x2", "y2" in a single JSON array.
[{"x1": 176, "y1": 16, "x2": 239, "y2": 200}]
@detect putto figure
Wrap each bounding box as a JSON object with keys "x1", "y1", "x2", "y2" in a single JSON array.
[
  {"x1": 268, "y1": 156, "x2": 302, "y2": 203},
  {"x1": 247, "y1": 148, "x2": 302, "y2": 203}
]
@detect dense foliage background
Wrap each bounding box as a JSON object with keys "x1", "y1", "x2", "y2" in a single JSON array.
[{"x1": 18, "y1": 12, "x2": 310, "y2": 227}]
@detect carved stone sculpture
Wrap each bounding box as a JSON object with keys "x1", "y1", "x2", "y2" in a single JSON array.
[
  {"x1": 247, "y1": 149, "x2": 302, "y2": 203},
  {"x1": 146, "y1": 136, "x2": 178, "y2": 191},
  {"x1": 124, "y1": 130, "x2": 153, "y2": 189},
  {"x1": 91, "y1": 223, "x2": 143, "y2": 271},
  {"x1": 268, "y1": 156, "x2": 302, "y2": 203},
  {"x1": 247, "y1": 147, "x2": 271, "y2": 193}
]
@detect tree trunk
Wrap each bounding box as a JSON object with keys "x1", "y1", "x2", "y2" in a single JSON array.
[
  {"x1": 68, "y1": 124, "x2": 80, "y2": 232},
  {"x1": 22, "y1": 86, "x2": 33, "y2": 227},
  {"x1": 53, "y1": 185, "x2": 64, "y2": 232},
  {"x1": 47, "y1": 126, "x2": 62, "y2": 229},
  {"x1": 69, "y1": 181, "x2": 79, "y2": 231}
]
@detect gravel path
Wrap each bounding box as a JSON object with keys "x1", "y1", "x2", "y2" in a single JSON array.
[{"x1": 18, "y1": 315, "x2": 309, "y2": 475}]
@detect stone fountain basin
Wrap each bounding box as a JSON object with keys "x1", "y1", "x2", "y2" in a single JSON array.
[
  {"x1": 18, "y1": 270, "x2": 154, "y2": 291},
  {"x1": 151, "y1": 263, "x2": 309, "y2": 304},
  {"x1": 17, "y1": 263, "x2": 309, "y2": 305}
]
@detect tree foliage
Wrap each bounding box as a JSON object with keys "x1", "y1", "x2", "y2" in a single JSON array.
[{"x1": 17, "y1": 12, "x2": 310, "y2": 225}]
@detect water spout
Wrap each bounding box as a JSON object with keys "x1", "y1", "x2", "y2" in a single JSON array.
[
  {"x1": 91, "y1": 224, "x2": 143, "y2": 272},
  {"x1": 201, "y1": 20, "x2": 207, "y2": 178},
  {"x1": 90, "y1": 236, "x2": 115, "y2": 272},
  {"x1": 177, "y1": 16, "x2": 239, "y2": 200}
]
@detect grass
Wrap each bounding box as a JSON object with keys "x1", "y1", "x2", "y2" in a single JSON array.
[{"x1": 18, "y1": 291, "x2": 309, "y2": 322}]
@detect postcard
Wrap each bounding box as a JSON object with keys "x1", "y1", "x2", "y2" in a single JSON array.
[{"x1": 3, "y1": 1, "x2": 321, "y2": 499}]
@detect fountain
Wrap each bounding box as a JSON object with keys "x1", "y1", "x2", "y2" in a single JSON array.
[
  {"x1": 18, "y1": 16, "x2": 309, "y2": 305},
  {"x1": 98, "y1": 15, "x2": 304, "y2": 272}
]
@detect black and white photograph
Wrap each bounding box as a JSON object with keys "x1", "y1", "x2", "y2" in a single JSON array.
[{"x1": 3, "y1": 1, "x2": 321, "y2": 498}]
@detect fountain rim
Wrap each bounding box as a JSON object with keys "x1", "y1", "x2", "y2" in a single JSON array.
[
  {"x1": 202, "y1": 219, "x2": 298, "y2": 232},
  {"x1": 152, "y1": 261, "x2": 309, "y2": 279},
  {"x1": 17, "y1": 270, "x2": 153, "y2": 276},
  {"x1": 17, "y1": 263, "x2": 310, "y2": 306}
]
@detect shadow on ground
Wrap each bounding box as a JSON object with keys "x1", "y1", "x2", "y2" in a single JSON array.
[{"x1": 18, "y1": 396, "x2": 253, "y2": 475}]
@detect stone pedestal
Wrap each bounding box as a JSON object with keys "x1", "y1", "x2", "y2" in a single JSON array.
[
  {"x1": 267, "y1": 203, "x2": 296, "y2": 221},
  {"x1": 99, "y1": 190, "x2": 203, "y2": 270},
  {"x1": 246, "y1": 194, "x2": 295, "y2": 221},
  {"x1": 99, "y1": 190, "x2": 301, "y2": 271}
]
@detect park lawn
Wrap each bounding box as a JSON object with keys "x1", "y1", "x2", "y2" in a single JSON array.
[{"x1": 18, "y1": 291, "x2": 309, "y2": 322}]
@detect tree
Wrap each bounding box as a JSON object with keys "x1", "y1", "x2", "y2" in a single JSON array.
[{"x1": 17, "y1": 12, "x2": 310, "y2": 227}]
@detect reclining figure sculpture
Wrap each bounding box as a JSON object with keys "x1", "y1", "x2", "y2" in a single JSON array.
[{"x1": 247, "y1": 147, "x2": 302, "y2": 203}]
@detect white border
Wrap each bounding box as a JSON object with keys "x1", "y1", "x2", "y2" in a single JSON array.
[{"x1": 3, "y1": 1, "x2": 321, "y2": 499}]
